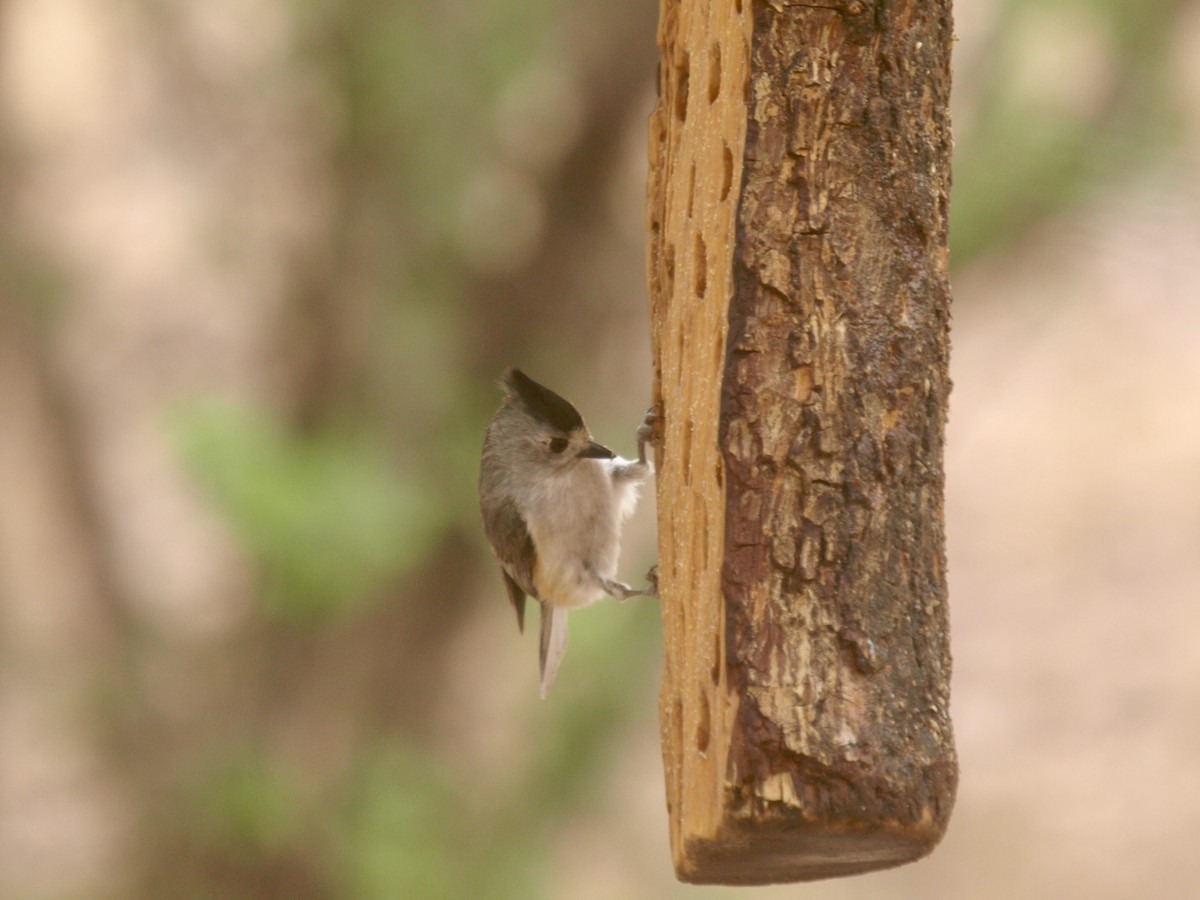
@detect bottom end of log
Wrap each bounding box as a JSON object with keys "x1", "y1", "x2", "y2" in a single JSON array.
[{"x1": 674, "y1": 819, "x2": 944, "y2": 885}]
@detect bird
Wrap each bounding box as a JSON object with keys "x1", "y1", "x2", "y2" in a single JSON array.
[{"x1": 479, "y1": 368, "x2": 656, "y2": 697}]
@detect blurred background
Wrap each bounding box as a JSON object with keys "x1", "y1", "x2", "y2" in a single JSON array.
[{"x1": 1, "y1": 0, "x2": 1198, "y2": 897}]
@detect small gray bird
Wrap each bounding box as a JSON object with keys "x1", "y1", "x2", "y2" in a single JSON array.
[{"x1": 479, "y1": 368, "x2": 655, "y2": 697}]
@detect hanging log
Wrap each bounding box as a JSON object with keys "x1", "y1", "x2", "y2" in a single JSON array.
[{"x1": 647, "y1": 0, "x2": 957, "y2": 884}]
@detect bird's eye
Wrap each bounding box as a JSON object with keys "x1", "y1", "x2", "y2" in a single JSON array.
[{"x1": 548, "y1": 437, "x2": 569, "y2": 454}]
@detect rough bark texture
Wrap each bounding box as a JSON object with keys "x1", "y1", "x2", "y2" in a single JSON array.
[{"x1": 647, "y1": 0, "x2": 957, "y2": 884}]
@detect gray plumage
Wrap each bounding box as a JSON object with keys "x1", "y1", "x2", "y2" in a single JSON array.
[{"x1": 479, "y1": 368, "x2": 652, "y2": 697}]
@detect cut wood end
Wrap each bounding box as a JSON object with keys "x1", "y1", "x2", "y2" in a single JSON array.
[{"x1": 675, "y1": 816, "x2": 947, "y2": 885}]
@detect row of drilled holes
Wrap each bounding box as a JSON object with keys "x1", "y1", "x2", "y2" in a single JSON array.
[
  {"x1": 675, "y1": 40, "x2": 737, "y2": 303},
  {"x1": 665, "y1": 6, "x2": 744, "y2": 760}
]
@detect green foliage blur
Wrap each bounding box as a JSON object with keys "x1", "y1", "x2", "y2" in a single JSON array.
[{"x1": 174, "y1": 399, "x2": 443, "y2": 621}]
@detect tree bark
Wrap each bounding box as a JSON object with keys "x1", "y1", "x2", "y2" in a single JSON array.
[{"x1": 647, "y1": 0, "x2": 956, "y2": 884}]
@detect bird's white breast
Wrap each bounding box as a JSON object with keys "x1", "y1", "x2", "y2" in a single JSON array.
[{"x1": 526, "y1": 458, "x2": 635, "y2": 609}]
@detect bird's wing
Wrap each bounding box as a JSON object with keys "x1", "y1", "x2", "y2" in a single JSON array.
[
  {"x1": 484, "y1": 496, "x2": 538, "y2": 633},
  {"x1": 501, "y1": 570, "x2": 528, "y2": 634}
]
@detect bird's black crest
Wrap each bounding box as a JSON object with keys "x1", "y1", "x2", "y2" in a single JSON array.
[{"x1": 503, "y1": 368, "x2": 584, "y2": 433}]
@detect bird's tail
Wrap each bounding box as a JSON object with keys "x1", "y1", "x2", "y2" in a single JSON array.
[{"x1": 538, "y1": 605, "x2": 568, "y2": 699}]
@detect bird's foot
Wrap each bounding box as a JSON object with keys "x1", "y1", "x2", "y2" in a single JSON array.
[{"x1": 636, "y1": 405, "x2": 663, "y2": 466}]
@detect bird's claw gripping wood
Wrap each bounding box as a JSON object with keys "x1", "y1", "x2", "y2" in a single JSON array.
[
  {"x1": 637, "y1": 404, "x2": 663, "y2": 466},
  {"x1": 606, "y1": 564, "x2": 659, "y2": 601},
  {"x1": 644, "y1": 564, "x2": 659, "y2": 599}
]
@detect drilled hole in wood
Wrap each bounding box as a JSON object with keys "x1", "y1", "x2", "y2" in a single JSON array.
[
  {"x1": 674, "y1": 52, "x2": 690, "y2": 122},
  {"x1": 720, "y1": 143, "x2": 733, "y2": 201},
  {"x1": 674, "y1": 697, "x2": 684, "y2": 742},
  {"x1": 681, "y1": 416, "x2": 694, "y2": 482},
  {"x1": 707, "y1": 43, "x2": 721, "y2": 104},
  {"x1": 676, "y1": 327, "x2": 686, "y2": 385},
  {"x1": 711, "y1": 626, "x2": 721, "y2": 684},
  {"x1": 696, "y1": 689, "x2": 711, "y2": 754},
  {"x1": 694, "y1": 233, "x2": 707, "y2": 298},
  {"x1": 664, "y1": 241, "x2": 675, "y2": 293}
]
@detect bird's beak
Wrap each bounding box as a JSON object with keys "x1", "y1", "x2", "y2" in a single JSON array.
[{"x1": 578, "y1": 440, "x2": 615, "y2": 459}]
